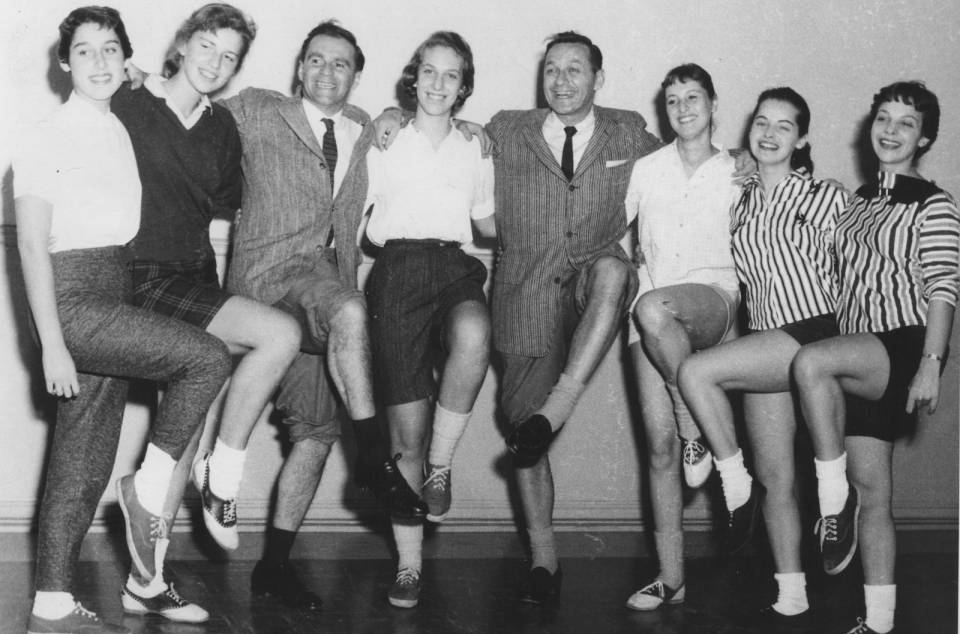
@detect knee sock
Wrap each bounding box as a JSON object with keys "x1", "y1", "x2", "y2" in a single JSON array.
[
  {"x1": 714, "y1": 449, "x2": 753, "y2": 511},
  {"x1": 32, "y1": 591, "x2": 75, "y2": 619},
  {"x1": 535, "y1": 373, "x2": 585, "y2": 431},
  {"x1": 528, "y1": 526, "x2": 558, "y2": 573},
  {"x1": 665, "y1": 383, "x2": 700, "y2": 441},
  {"x1": 134, "y1": 443, "x2": 176, "y2": 516},
  {"x1": 392, "y1": 521, "x2": 423, "y2": 572},
  {"x1": 208, "y1": 436, "x2": 246, "y2": 500},
  {"x1": 653, "y1": 529, "x2": 684, "y2": 588},
  {"x1": 864, "y1": 584, "x2": 896, "y2": 633},
  {"x1": 262, "y1": 525, "x2": 297, "y2": 567},
  {"x1": 354, "y1": 416, "x2": 388, "y2": 460},
  {"x1": 772, "y1": 572, "x2": 809, "y2": 616},
  {"x1": 428, "y1": 404, "x2": 472, "y2": 467},
  {"x1": 814, "y1": 453, "x2": 849, "y2": 516}
]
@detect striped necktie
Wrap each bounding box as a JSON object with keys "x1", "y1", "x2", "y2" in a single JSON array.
[
  {"x1": 321, "y1": 118, "x2": 337, "y2": 194},
  {"x1": 561, "y1": 125, "x2": 576, "y2": 181}
]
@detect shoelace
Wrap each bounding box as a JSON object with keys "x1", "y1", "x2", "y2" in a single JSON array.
[
  {"x1": 396, "y1": 568, "x2": 420, "y2": 586},
  {"x1": 814, "y1": 516, "x2": 839, "y2": 542},
  {"x1": 164, "y1": 583, "x2": 189, "y2": 607},
  {"x1": 640, "y1": 580, "x2": 665, "y2": 598},
  {"x1": 849, "y1": 617, "x2": 870, "y2": 633},
  {"x1": 423, "y1": 466, "x2": 451, "y2": 492},
  {"x1": 682, "y1": 440, "x2": 706, "y2": 465},
  {"x1": 72, "y1": 602, "x2": 99, "y2": 620},
  {"x1": 149, "y1": 515, "x2": 169, "y2": 543},
  {"x1": 222, "y1": 498, "x2": 237, "y2": 525}
]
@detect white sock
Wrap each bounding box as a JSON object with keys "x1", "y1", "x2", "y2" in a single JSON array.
[
  {"x1": 815, "y1": 453, "x2": 849, "y2": 516},
  {"x1": 864, "y1": 584, "x2": 896, "y2": 633},
  {"x1": 208, "y1": 437, "x2": 247, "y2": 500},
  {"x1": 126, "y1": 568, "x2": 167, "y2": 598},
  {"x1": 714, "y1": 449, "x2": 752, "y2": 511},
  {"x1": 134, "y1": 443, "x2": 176, "y2": 516},
  {"x1": 772, "y1": 572, "x2": 808, "y2": 615},
  {"x1": 32, "y1": 591, "x2": 75, "y2": 619},
  {"x1": 392, "y1": 521, "x2": 423, "y2": 572},
  {"x1": 528, "y1": 526, "x2": 558, "y2": 573},
  {"x1": 428, "y1": 404, "x2": 472, "y2": 466}
]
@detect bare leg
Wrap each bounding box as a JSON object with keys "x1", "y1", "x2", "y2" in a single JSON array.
[
  {"x1": 436, "y1": 300, "x2": 490, "y2": 414},
  {"x1": 272, "y1": 438, "x2": 333, "y2": 531},
  {"x1": 846, "y1": 436, "x2": 895, "y2": 584},
  {"x1": 206, "y1": 296, "x2": 301, "y2": 450},
  {"x1": 326, "y1": 298, "x2": 376, "y2": 420},
  {"x1": 631, "y1": 342, "x2": 683, "y2": 588}
]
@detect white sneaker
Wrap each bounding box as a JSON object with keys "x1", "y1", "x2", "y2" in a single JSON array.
[{"x1": 682, "y1": 438, "x2": 713, "y2": 488}]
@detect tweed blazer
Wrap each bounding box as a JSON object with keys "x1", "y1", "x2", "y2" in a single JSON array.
[
  {"x1": 223, "y1": 88, "x2": 373, "y2": 304},
  {"x1": 488, "y1": 106, "x2": 661, "y2": 357}
]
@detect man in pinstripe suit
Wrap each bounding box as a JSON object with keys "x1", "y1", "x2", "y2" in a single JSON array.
[{"x1": 491, "y1": 31, "x2": 662, "y2": 602}]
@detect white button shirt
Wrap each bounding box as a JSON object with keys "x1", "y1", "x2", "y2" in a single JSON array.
[
  {"x1": 542, "y1": 108, "x2": 596, "y2": 172},
  {"x1": 302, "y1": 99, "x2": 362, "y2": 197}
]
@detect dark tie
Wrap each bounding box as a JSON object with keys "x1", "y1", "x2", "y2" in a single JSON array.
[
  {"x1": 321, "y1": 118, "x2": 337, "y2": 194},
  {"x1": 561, "y1": 125, "x2": 577, "y2": 181}
]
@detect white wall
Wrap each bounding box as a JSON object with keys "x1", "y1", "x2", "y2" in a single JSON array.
[{"x1": 1, "y1": 0, "x2": 957, "y2": 540}]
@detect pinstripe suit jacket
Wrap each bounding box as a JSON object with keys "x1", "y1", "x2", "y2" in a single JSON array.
[
  {"x1": 488, "y1": 106, "x2": 661, "y2": 357},
  {"x1": 222, "y1": 88, "x2": 373, "y2": 304}
]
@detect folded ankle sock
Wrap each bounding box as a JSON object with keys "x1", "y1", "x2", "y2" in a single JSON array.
[
  {"x1": 864, "y1": 584, "x2": 896, "y2": 633},
  {"x1": 528, "y1": 526, "x2": 558, "y2": 573},
  {"x1": 535, "y1": 373, "x2": 585, "y2": 431},
  {"x1": 392, "y1": 521, "x2": 423, "y2": 572},
  {"x1": 714, "y1": 449, "x2": 752, "y2": 511},
  {"x1": 32, "y1": 591, "x2": 75, "y2": 619},
  {"x1": 665, "y1": 383, "x2": 700, "y2": 441},
  {"x1": 134, "y1": 443, "x2": 176, "y2": 515},
  {"x1": 262, "y1": 525, "x2": 297, "y2": 566},
  {"x1": 653, "y1": 529, "x2": 684, "y2": 588},
  {"x1": 772, "y1": 572, "x2": 808, "y2": 615},
  {"x1": 208, "y1": 437, "x2": 246, "y2": 500},
  {"x1": 814, "y1": 453, "x2": 849, "y2": 516},
  {"x1": 428, "y1": 404, "x2": 472, "y2": 466}
]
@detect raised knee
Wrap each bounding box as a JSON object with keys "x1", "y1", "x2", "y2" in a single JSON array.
[
  {"x1": 790, "y1": 347, "x2": 823, "y2": 388},
  {"x1": 330, "y1": 298, "x2": 368, "y2": 335},
  {"x1": 677, "y1": 357, "x2": 704, "y2": 395},
  {"x1": 634, "y1": 292, "x2": 672, "y2": 336},
  {"x1": 450, "y1": 312, "x2": 491, "y2": 354},
  {"x1": 275, "y1": 312, "x2": 302, "y2": 354},
  {"x1": 589, "y1": 257, "x2": 633, "y2": 297}
]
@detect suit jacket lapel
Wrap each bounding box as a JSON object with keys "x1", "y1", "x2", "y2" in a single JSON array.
[
  {"x1": 575, "y1": 111, "x2": 613, "y2": 178},
  {"x1": 277, "y1": 98, "x2": 324, "y2": 159},
  {"x1": 519, "y1": 110, "x2": 567, "y2": 180}
]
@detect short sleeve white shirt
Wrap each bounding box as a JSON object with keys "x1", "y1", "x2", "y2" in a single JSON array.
[
  {"x1": 13, "y1": 92, "x2": 141, "y2": 253},
  {"x1": 365, "y1": 124, "x2": 494, "y2": 246},
  {"x1": 625, "y1": 141, "x2": 740, "y2": 295}
]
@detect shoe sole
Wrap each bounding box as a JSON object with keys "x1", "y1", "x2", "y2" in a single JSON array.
[
  {"x1": 825, "y1": 495, "x2": 861, "y2": 576},
  {"x1": 426, "y1": 511, "x2": 449, "y2": 523},
  {"x1": 388, "y1": 596, "x2": 419, "y2": 608},
  {"x1": 192, "y1": 455, "x2": 239, "y2": 551},
  {"x1": 625, "y1": 596, "x2": 685, "y2": 611},
  {"x1": 121, "y1": 591, "x2": 209, "y2": 623}
]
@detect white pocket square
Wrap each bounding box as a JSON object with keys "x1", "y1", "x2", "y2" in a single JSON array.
[{"x1": 605, "y1": 159, "x2": 628, "y2": 168}]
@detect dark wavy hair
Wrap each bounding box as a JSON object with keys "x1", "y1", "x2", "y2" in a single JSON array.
[
  {"x1": 399, "y1": 31, "x2": 475, "y2": 114},
  {"x1": 58, "y1": 6, "x2": 133, "y2": 64},
  {"x1": 297, "y1": 20, "x2": 365, "y2": 71},
  {"x1": 544, "y1": 31, "x2": 602, "y2": 72},
  {"x1": 162, "y1": 3, "x2": 257, "y2": 78},
  {"x1": 661, "y1": 63, "x2": 716, "y2": 100},
  {"x1": 752, "y1": 86, "x2": 814, "y2": 173},
  {"x1": 870, "y1": 80, "x2": 939, "y2": 157}
]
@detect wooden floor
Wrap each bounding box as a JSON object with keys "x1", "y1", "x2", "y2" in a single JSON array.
[{"x1": 1, "y1": 544, "x2": 956, "y2": 634}]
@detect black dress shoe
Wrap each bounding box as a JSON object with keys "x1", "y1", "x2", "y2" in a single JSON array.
[
  {"x1": 356, "y1": 453, "x2": 428, "y2": 520},
  {"x1": 724, "y1": 481, "x2": 764, "y2": 554},
  {"x1": 518, "y1": 565, "x2": 562, "y2": 604},
  {"x1": 507, "y1": 415, "x2": 556, "y2": 465},
  {"x1": 251, "y1": 560, "x2": 323, "y2": 611}
]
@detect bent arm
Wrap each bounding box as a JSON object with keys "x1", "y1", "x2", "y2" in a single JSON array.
[{"x1": 16, "y1": 195, "x2": 79, "y2": 397}]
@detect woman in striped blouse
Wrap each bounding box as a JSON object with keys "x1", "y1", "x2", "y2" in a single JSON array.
[
  {"x1": 678, "y1": 87, "x2": 846, "y2": 627},
  {"x1": 792, "y1": 82, "x2": 959, "y2": 634}
]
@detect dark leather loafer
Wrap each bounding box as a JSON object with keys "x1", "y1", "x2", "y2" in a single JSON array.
[
  {"x1": 251, "y1": 560, "x2": 323, "y2": 611},
  {"x1": 507, "y1": 415, "x2": 556, "y2": 466},
  {"x1": 518, "y1": 564, "x2": 562, "y2": 603},
  {"x1": 724, "y1": 481, "x2": 764, "y2": 554}
]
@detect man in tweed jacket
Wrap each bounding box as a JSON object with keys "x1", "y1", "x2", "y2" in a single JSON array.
[
  {"x1": 490, "y1": 32, "x2": 661, "y2": 602},
  {"x1": 223, "y1": 21, "x2": 425, "y2": 609}
]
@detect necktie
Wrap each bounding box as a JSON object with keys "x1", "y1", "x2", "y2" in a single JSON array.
[
  {"x1": 321, "y1": 118, "x2": 337, "y2": 194},
  {"x1": 561, "y1": 125, "x2": 577, "y2": 181}
]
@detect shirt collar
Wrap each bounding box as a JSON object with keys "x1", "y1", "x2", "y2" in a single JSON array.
[
  {"x1": 744, "y1": 166, "x2": 811, "y2": 191},
  {"x1": 544, "y1": 107, "x2": 596, "y2": 137},
  {"x1": 144, "y1": 74, "x2": 211, "y2": 123},
  {"x1": 868, "y1": 170, "x2": 939, "y2": 204},
  {"x1": 64, "y1": 90, "x2": 119, "y2": 123},
  {"x1": 302, "y1": 98, "x2": 344, "y2": 126}
]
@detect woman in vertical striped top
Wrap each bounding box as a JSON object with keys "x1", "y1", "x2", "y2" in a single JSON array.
[
  {"x1": 679, "y1": 88, "x2": 846, "y2": 627},
  {"x1": 792, "y1": 82, "x2": 959, "y2": 634}
]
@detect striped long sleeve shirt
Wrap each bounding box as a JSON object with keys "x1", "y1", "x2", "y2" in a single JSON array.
[
  {"x1": 835, "y1": 171, "x2": 960, "y2": 334},
  {"x1": 731, "y1": 169, "x2": 847, "y2": 331}
]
